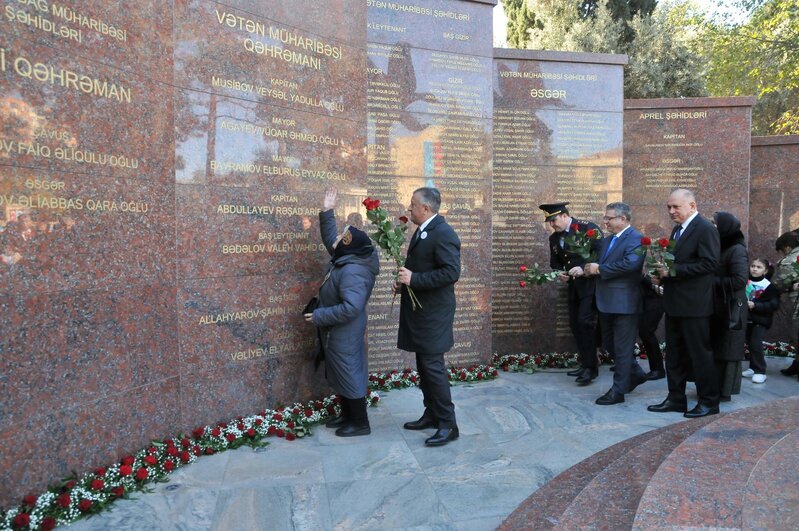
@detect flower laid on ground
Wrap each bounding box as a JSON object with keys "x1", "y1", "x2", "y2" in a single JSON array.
[
  {"x1": 634, "y1": 341, "x2": 667, "y2": 359},
  {"x1": 636, "y1": 236, "x2": 676, "y2": 277},
  {"x1": 362, "y1": 197, "x2": 421, "y2": 310},
  {"x1": 759, "y1": 341, "x2": 797, "y2": 358},
  {"x1": 518, "y1": 263, "x2": 559, "y2": 287},
  {"x1": 367, "y1": 365, "x2": 499, "y2": 391},
  {"x1": 492, "y1": 351, "x2": 614, "y2": 373},
  {"x1": 563, "y1": 223, "x2": 601, "y2": 261}
]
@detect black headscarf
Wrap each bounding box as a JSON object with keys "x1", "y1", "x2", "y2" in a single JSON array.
[
  {"x1": 713, "y1": 211, "x2": 745, "y2": 251},
  {"x1": 333, "y1": 226, "x2": 374, "y2": 260}
]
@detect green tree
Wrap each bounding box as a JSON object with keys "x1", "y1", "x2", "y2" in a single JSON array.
[
  {"x1": 705, "y1": 0, "x2": 799, "y2": 134},
  {"x1": 503, "y1": 0, "x2": 539, "y2": 48}
]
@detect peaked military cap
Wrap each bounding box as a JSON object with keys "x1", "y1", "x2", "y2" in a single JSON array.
[{"x1": 538, "y1": 202, "x2": 569, "y2": 221}]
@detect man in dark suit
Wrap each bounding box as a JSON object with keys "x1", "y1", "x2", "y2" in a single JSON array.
[
  {"x1": 648, "y1": 189, "x2": 721, "y2": 418},
  {"x1": 540, "y1": 202, "x2": 603, "y2": 385},
  {"x1": 584, "y1": 203, "x2": 648, "y2": 405},
  {"x1": 396, "y1": 187, "x2": 461, "y2": 447}
]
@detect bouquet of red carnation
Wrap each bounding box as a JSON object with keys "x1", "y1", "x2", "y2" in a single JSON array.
[
  {"x1": 563, "y1": 223, "x2": 601, "y2": 261},
  {"x1": 518, "y1": 263, "x2": 559, "y2": 287},
  {"x1": 363, "y1": 197, "x2": 421, "y2": 310},
  {"x1": 635, "y1": 236, "x2": 676, "y2": 276}
]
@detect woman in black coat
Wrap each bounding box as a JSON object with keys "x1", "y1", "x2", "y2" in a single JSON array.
[
  {"x1": 711, "y1": 212, "x2": 749, "y2": 401},
  {"x1": 305, "y1": 190, "x2": 379, "y2": 437}
]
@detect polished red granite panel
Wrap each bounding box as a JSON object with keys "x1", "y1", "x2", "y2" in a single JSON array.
[
  {"x1": 750, "y1": 136, "x2": 799, "y2": 342},
  {"x1": 633, "y1": 396, "x2": 799, "y2": 529},
  {"x1": 0, "y1": 39, "x2": 174, "y2": 180},
  {"x1": 0, "y1": 378, "x2": 182, "y2": 505},
  {"x1": 492, "y1": 50, "x2": 626, "y2": 355},
  {"x1": 624, "y1": 97, "x2": 754, "y2": 240},
  {"x1": 0, "y1": 167, "x2": 176, "y2": 295},
  {"x1": 174, "y1": 0, "x2": 366, "y2": 122},
  {"x1": 0, "y1": 0, "x2": 173, "y2": 83},
  {"x1": 742, "y1": 427, "x2": 799, "y2": 530}
]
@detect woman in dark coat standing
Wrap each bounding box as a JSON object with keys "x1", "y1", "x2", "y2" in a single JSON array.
[
  {"x1": 305, "y1": 189, "x2": 379, "y2": 437},
  {"x1": 711, "y1": 212, "x2": 749, "y2": 401}
]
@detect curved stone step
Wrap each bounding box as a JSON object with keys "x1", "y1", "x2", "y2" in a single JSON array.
[
  {"x1": 498, "y1": 427, "x2": 669, "y2": 530},
  {"x1": 554, "y1": 416, "x2": 715, "y2": 530},
  {"x1": 741, "y1": 426, "x2": 799, "y2": 530},
  {"x1": 632, "y1": 396, "x2": 799, "y2": 529}
]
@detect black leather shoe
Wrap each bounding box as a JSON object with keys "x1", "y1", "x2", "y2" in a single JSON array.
[
  {"x1": 425, "y1": 427, "x2": 459, "y2": 447},
  {"x1": 335, "y1": 423, "x2": 371, "y2": 437},
  {"x1": 575, "y1": 368, "x2": 598, "y2": 386},
  {"x1": 567, "y1": 368, "x2": 583, "y2": 377},
  {"x1": 684, "y1": 404, "x2": 719, "y2": 418},
  {"x1": 780, "y1": 361, "x2": 799, "y2": 376},
  {"x1": 595, "y1": 389, "x2": 624, "y2": 405},
  {"x1": 403, "y1": 417, "x2": 437, "y2": 430},
  {"x1": 647, "y1": 398, "x2": 687, "y2": 413},
  {"x1": 325, "y1": 416, "x2": 348, "y2": 428},
  {"x1": 646, "y1": 369, "x2": 666, "y2": 381},
  {"x1": 719, "y1": 396, "x2": 731, "y2": 402}
]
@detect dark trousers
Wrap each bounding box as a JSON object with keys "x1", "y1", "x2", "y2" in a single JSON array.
[
  {"x1": 639, "y1": 296, "x2": 665, "y2": 372},
  {"x1": 416, "y1": 352, "x2": 457, "y2": 428},
  {"x1": 568, "y1": 293, "x2": 597, "y2": 369},
  {"x1": 665, "y1": 316, "x2": 719, "y2": 407},
  {"x1": 745, "y1": 323, "x2": 767, "y2": 374},
  {"x1": 601, "y1": 312, "x2": 646, "y2": 394}
]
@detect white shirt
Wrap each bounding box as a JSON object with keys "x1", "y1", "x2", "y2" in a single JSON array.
[
  {"x1": 417, "y1": 213, "x2": 437, "y2": 234},
  {"x1": 678, "y1": 211, "x2": 699, "y2": 235}
]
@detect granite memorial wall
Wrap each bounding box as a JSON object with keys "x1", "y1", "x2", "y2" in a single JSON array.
[
  {"x1": 623, "y1": 97, "x2": 755, "y2": 242},
  {"x1": 491, "y1": 49, "x2": 626, "y2": 354},
  {"x1": 749, "y1": 135, "x2": 799, "y2": 341}
]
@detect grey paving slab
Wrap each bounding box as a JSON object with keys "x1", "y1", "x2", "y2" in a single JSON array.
[{"x1": 60, "y1": 360, "x2": 799, "y2": 530}]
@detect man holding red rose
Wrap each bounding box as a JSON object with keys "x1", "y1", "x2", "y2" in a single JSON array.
[{"x1": 539, "y1": 202, "x2": 603, "y2": 385}]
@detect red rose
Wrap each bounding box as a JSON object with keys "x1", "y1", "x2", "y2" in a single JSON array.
[
  {"x1": 167, "y1": 446, "x2": 179, "y2": 457},
  {"x1": 410, "y1": 375, "x2": 418, "y2": 383},
  {"x1": 13, "y1": 513, "x2": 30, "y2": 528},
  {"x1": 193, "y1": 427, "x2": 205, "y2": 439},
  {"x1": 586, "y1": 229, "x2": 596, "y2": 238},
  {"x1": 94, "y1": 467, "x2": 106, "y2": 476},
  {"x1": 147, "y1": 446, "x2": 157, "y2": 454},
  {"x1": 64, "y1": 480, "x2": 76, "y2": 490},
  {"x1": 78, "y1": 499, "x2": 92, "y2": 512},
  {"x1": 41, "y1": 516, "x2": 57, "y2": 531},
  {"x1": 22, "y1": 494, "x2": 37, "y2": 506},
  {"x1": 399, "y1": 215, "x2": 409, "y2": 223},
  {"x1": 91, "y1": 479, "x2": 104, "y2": 491},
  {"x1": 640, "y1": 237, "x2": 652, "y2": 246},
  {"x1": 658, "y1": 238, "x2": 670, "y2": 248},
  {"x1": 276, "y1": 429, "x2": 285, "y2": 438},
  {"x1": 163, "y1": 460, "x2": 175, "y2": 472},
  {"x1": 119, "y1": 465, "x2": 133, "y2": 476},
  {"x1": 477, "y1": 372, "x2": 483, "y2": 379},
  {"x1": 303, "y1": 409, "x2": 312, "y2": 418},
  {"x1": 211, "y1": 427, "x2": 221, "y2": 437},
  {"x1": 56, "y1": 493, "x2": 71, "y2": 508},
  {"x1": 135, "y1": 467, "x2": 148, "y2": 481},
  {"x1": 181, "y1": 438, "x2": 190, "y2": 448},
  {"x1": 519, "y1": 265, "x2": 527, "y2": 272},
  {"x1": 326, "y1": 405, "x2": 335, "y2": 414},
  {"x1": 286, "y1": 432, "x2": 297, "y2": 441},
  {"x1": 287, "y1": 420, "x2": 296, "y2": 429},
  {"x1": 121, "y1": 456, "x2": 135, "y2": 466},
  {"x1": 179, "y1": 451, "x2": 191, "y2": 463},
  {"x1": 255, "y1": 419, "x2": 263, "y2": 426},
  {"x1": 571, "y1": 223, "x2": 579, "y2": 231},
  {"x1": 292, "y1": 408, "x2": 300, "y2": 415},
  {"x1": 237, "y1": 422, "x2": 245, "y2": 431},
  {"x1": 246, "y1": 428, "x2": 255, "y2": 437},
  {"x1": 193, "y1": 445, "x2": 201, "y2": 456},
  {"x1": 226, "y1": 433, "x2": 236, "y2": 443},
  {"x1": 164, "y1": 438, "x2": 174, "y2": 447},
  {"x1": 502, "y1": 365, "x2": 509, "y2": 372},
  {"x1": 519, "y1": 280, "x2": 527, "y2": 288},
  {"x1": 492, "y1": 369, "x2": 499, "y2": 376},
  {"x1": 111, "y1": 486, "x2": 124, "y2": 498},
  {"x1": 267, "y1": 425, "x2": 277, "y2": 435},
  {"x1": 144, "y1": 455, "x2": 158, "y2": 466},
  {"x1": 272, "y1": 413, "x2": 283, "y2": 421},
  {"x1": 205, "y1": 448, "x2": 215, "y2": 455}
]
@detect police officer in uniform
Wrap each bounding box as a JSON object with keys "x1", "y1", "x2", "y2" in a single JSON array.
[{"x1": 539, "y1": 202, "x2": 603, "y2": 385}]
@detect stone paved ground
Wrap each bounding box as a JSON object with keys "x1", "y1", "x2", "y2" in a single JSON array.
[{"x1": 67, "y1": 358, "x2": 799, "y2": 530}]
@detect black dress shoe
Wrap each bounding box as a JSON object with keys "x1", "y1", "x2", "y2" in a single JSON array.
[
  {"x1": 403, "y1": 417, "x2": 437, "y2": 430},
  {"x1": 780, "y1": 361, "x2": 799, "y2": 376},
  {"x1": 567, "y1": 368, "x2": 583, "y2": 377},
  {"x1": 335, "y1": 423, "x2": 371, "y2": 437},
  {"x1": 425, "y1": 427, "x2": 459, "y2": 447},
  {"x1": 325, "y1": 416, "x2": 348, "y2": 428},
  {"x1": 595, "y1": 389, "x2": 624, "y2": 405},
  {"x1": 647, "y1": 398, "x2": 687, "y2": 413},
  {"x1": 684, "y1": 404, "x2": 719, "y2": 418},
  {"x1": 719, "y1": 396, "x2": 731, "y2": 402},
  {"x1": 575, "y1": 368, "x2": 598, "y2": 386},
  {"x1": 646, "y1": 369, "x2": 666, "y2": 381}
]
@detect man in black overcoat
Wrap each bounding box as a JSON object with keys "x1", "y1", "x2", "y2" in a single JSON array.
[
  {"x1": 540, "y1": 202, "x2": 603, "y2": 385},
  {"x1": 396, "y1": 187, "x2": 461, "y2": 447},
  {"x1": 648, "y1": 188, "x2": 721, "y2": 418}
]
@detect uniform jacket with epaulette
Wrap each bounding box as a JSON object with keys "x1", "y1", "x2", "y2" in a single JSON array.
[{"x1": 548, "y1": 218, "x2": 603, "y2": 299}]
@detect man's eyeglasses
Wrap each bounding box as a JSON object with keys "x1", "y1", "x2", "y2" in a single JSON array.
[{"x1": 602, "y1": 215, "x2": 622, "y2": 221}]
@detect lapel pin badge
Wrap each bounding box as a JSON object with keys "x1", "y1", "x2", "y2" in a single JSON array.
[{"x1": 420, "y1": 231, "x2": 428, "y2": 240}]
